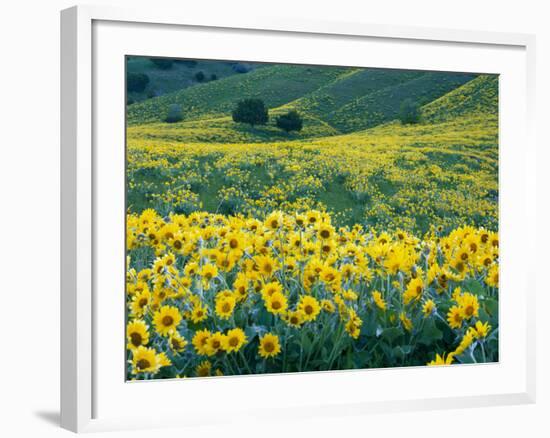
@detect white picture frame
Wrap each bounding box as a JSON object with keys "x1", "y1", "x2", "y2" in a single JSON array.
[{"x1": 60, "y1": 4, "x2": 537, "y2": 433}]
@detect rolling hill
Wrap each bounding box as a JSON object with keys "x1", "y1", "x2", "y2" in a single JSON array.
[
  {"x1": 127, "y1": 64, "x2": 351, "y2": 125},
  {"x1": 126, "y1": 56, "x2": 263, "y2": 103},
  {"x1": 127, "y1": 60, "x2": 497, "y2": 145},
  {"x1": 325, "y1": 71, "x2": 477, "y2": 131},
  {"x1": 421, "y1": 74, "x2": 498, "y2": 123}
]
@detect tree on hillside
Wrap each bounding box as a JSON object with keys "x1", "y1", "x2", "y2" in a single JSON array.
[
  {"x1": 398, "y1": 98, "x2": 421, "y2": 124},
  {"x1": 232, "y1": 63, "x2": 252, "y2": 73},
  {"x1": 276, "y1": 110, "x2": 303, "y2": 133},
  {"x1": 195, "y1": 71, "x2": 205, "y2": 82},
  {"x1": 127, "y1": 72, "x2": 150, "y2": 93},
  {"x1": 150, "y1": 58, "x2": 174, "y2": 70},
  {"x1": 164, "y1": 104, "x2": 183, "y2": 123},
  {"x1": 232, "y1": 99, "x2": 269, "y2": 127}
]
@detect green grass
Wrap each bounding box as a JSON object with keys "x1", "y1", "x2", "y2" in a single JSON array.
[
  {"x1": 126, "y1": 57, "x2": 263, "y2": 103},
  {"x1": 127, "y1": 112, "x2": 339, "y2": 144},
  {"x1": 127, "y1": 61, "x2": 492, "y2": 145},
  {"x1": 421, "y1": 75, "x2": 499, "y2": 123},
  {"x1": 284, "y1": 68, "x2": 424, "y2": 119},
  {"x1": 127, "y1": 64, "x2": 351, "y2": 125},
  {"x1": 326, "y1": 71, "x2": 477, "y2": 132},
  {"x1": 317, "y1": 179, "x2": 365, "y2": 227}
]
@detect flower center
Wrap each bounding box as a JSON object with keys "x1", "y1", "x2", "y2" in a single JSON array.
[
  {"x1": 162, "y1": 316, "x2": 174, "y2": 326},
  {"x1": 130, "y1": 332, "x2": 142, "y2": 347},
  {"x1": 136, "y1": 359, "x2": 150, "y2": 370},
  {"x1": 264, "y1": 341, "x2": 274, "y2": 352}
]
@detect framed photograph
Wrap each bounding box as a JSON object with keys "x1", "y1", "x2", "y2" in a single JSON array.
[{"x1": 61, "y1": 5, "x2": 536, "y2": 432}]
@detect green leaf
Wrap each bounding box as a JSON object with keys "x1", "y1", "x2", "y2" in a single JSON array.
[
  {"x1": 244, "y1": 326, "x2": 260, "y2": 342},
  {"x1": 454, "y1": 351, "x2": 475, "y2": 364},
  {"x1": 484, "y1": 298, "x2": 498, "y2": 318},
  {"x1": 393, "y1": 345, "x2": 413, "y2": 359},
  {"x1": 307, "y1": 359, "x2": 327, "y2": 368},
  {"x1": 418, "y1": 318, "x2": 443, "y2": 345},
  {"x1": 360, "y1": 312, "x2": 378, "y2": 337},
  {"x1": 257, "y1": 308, "x2": 271, "y2": 326},
  {"x1": 463, "y1": 278, "x2": 485, "y2": 296},
  {"x1": 345, "y1": 347, "x2": 354, "y2": 368},
  {"x1": 353, "y1": 350, "x2": 372, "y2": 368},
  {"x1": 379, "y1": 342, "x2": 395, "y2": 362},
  {"x1": 301, "y1": 332, "x2": 313, "y2": 354},
  {"x1": 381, "y1": 327, "x2": 404, "y2": 343}
]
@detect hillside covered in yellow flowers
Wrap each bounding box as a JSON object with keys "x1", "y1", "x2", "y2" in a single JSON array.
[{"x1": 125, "y1": 59, "x2": 499, "y2": 380}]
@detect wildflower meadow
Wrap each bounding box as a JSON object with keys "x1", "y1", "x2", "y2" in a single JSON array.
[{"x1": 125, "y1": 58, "x2": 499, "y2": 380}]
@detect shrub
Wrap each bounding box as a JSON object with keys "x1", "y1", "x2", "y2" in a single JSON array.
[
  {"x1": 210, "y1": 73, "x2": 218, "y2": 81},
  {"x1": 150, "y1": 58, "x2": 174, "y2": 70},
  {"x1": 232, "y1": 63, "x2": 252, "y2": 73},
  {"x1": 232, "y1": 99, "x2": 268, "y2": 127},
  {"x1": 398, "y1": 99, "x2": 421, "y2": 124},
  {"x1": 276, "y1": 110, "x2": 303, "y2": 133},
  {"x1": 164, "y1": 104, "x2": 183, "y2": 123},
  {"x1": 195, "y1": 71, "x2": 205, "y2": 82},
  {"x1": 127, "y1": 73, "x2": 150, "y2": 93}
]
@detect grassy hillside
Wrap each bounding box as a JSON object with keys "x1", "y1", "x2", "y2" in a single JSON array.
[
  {"x1": 283, "y1": 68, "x2": 424, "y2": 119},
  {"x1": 127, "y1": 113, "x2": 339, "y2": 144},
  {"x1": 127, "y1": 110, "x2": 498, "y2": 234},
  {"x1": 126, "y1": 57, "x2": 262, "y2": 103},
  {"x1": 127, "y1": 64, "x2": 351, "y2": 125},
  {"x1": 326, "y1": 71, "x2": 477, "y2": 132},
  {"x1": 127, "y1": 76, "x2": 496, "y2": 146},
  {"x1": 127, "y1": 63, "x2": 488, "y2": 144},
  {"x1": 421, "y1": 75, "x2": 498, "y2": 123}
]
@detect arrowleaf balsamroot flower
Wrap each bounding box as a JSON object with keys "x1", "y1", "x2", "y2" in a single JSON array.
[
  {"x1": 259, "y1": 333, "x2": 281, "y2": 359},
  {"x1": 153, "y1": 305, "x2": 182, "y2": 336}
]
